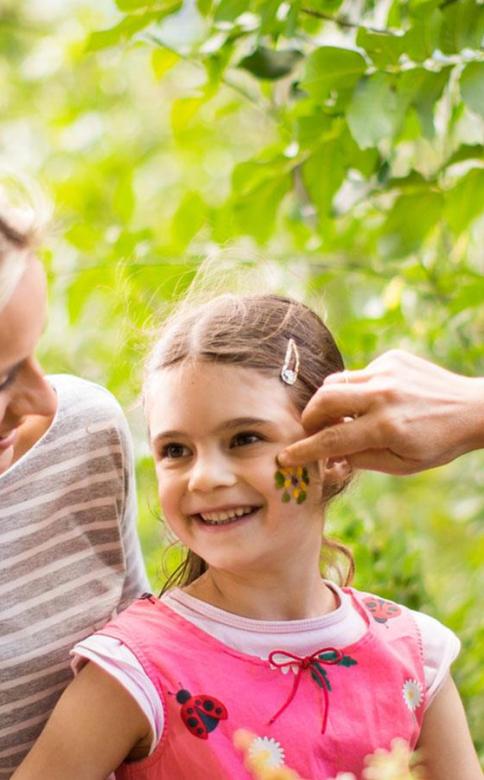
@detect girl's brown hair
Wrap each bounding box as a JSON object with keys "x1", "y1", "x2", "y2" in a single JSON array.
[{"x1": 146, "y1": 293, "x2": 354, "y2": 591}]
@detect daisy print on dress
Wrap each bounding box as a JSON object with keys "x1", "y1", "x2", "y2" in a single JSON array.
[
  {"x1": 248, "y1": 736, "x2": 286, "y2": 769},
  {"x1": 274, "y1": 465, "x2": 309, "y2": 504},
  {"x1": 402, "y1": 679, "x2": 423, "y2": 712}
]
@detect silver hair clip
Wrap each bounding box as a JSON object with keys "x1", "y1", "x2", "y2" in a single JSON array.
[{"x1": 280, "y1": 338, "x2": 300, "y2": 385}]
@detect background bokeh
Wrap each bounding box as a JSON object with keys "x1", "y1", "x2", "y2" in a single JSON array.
[{"x1": 1, "y1": 0, "x2": 483, "y2": 758}]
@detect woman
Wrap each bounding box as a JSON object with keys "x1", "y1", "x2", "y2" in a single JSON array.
[{"x1": 0, "y1": 185, "x2": 148, "y2": 777}]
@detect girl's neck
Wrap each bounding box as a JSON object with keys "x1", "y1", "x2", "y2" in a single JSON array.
[{"x1": 182, "y1": 566, "x2": 338, "y2": 621}]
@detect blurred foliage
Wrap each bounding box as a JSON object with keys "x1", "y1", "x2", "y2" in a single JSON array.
[{"x1": 1, "y1": 0, "x2": 483, "y2": 758}]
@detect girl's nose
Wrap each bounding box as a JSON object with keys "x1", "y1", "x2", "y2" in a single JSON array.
[
  {"x1": 188, "y1": 453, "x2": 237, "y2": 493},
  {"x1": 8, "y1": 359, "x2": 57, "y2": 419}
]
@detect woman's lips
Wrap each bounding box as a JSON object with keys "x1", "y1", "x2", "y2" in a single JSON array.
[{"x1": 0, "y1": 429, "x2": 17, "y2": 451}]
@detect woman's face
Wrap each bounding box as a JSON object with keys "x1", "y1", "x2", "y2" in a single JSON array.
[{"x1": 0, "y1": 258, "x2": 56, "y2": 475}]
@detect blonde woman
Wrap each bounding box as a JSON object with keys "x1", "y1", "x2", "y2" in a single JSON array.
[{"x1": 0, "y1": 185, "x2": 148, "y2": 777}]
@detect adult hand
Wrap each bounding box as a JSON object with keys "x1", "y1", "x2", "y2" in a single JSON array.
[{"x1": 279, "y1": 350, "x2": 484, "y2": 475}]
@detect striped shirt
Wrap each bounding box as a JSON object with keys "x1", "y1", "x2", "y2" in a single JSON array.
[{"x1": 0, "y1": 375, "x2": 149, "y2": 777}]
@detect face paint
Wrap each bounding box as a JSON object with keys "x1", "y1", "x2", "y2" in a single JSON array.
[{"x1": 274, "y1": 465, "x2": 309, "y2": 504}]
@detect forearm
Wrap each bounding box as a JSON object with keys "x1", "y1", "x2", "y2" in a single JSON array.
[{"x1": 458, "y1": 376, "x2": 484, "y2": 455}]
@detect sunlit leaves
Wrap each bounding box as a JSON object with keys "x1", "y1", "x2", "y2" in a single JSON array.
[
  {"x1": 87, "y1": 2, "x2": 182, "y2": 51},
  {"x1": 302, "y1": 47, "x2": 367, "y2": 102},
  {"x1": 356, "y1": 28, "x2": 403, "y2": 69},
  {"x1": 380, "y1": 190, "x2": 444, "y2": 258},
  {"x1": 348, "y1": 74, "x2": 404, "y2": 149},
  {"x1": 230, "y1": 157, "x2": 291, "y2": 242},
  {"x1": 460, "y1": 63, "x2": 484, "y2": 119},
  {"x1": 237, "y1": 47, "x2": 303, "y2": 80},
  {"x1": 444, "y1": 168, "x2": 484, "y2": 235},
  {"x1": 151, "y1": 47, "x2": 180, "y2": 79}
]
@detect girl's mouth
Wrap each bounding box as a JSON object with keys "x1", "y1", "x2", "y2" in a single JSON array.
[{"x1": 194, "y1": 506, "x2": 260, "y2": 527}]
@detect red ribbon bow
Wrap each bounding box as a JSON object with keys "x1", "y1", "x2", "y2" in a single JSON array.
[{"x1": 268, "y1": 647, "x2": 343, "y2": 733}]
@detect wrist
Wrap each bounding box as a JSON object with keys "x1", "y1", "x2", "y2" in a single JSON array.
[{"x1": 459, "y1": 376, "x2": 484, "y2": 454}]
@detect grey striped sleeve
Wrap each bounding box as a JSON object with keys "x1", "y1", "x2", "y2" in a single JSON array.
[{"x1": 0, "y1": 375, "x2": 148, "y2": 777}]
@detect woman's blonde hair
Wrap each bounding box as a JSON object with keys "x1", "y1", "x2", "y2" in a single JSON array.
[
  {"x1": 145, "y1": 292, "x2": 355, "y2": 591},
  {"x1": 0, "y1": 173, "x2": 50, "y2": 312}
]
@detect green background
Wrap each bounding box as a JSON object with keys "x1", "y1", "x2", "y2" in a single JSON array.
[{"x1": 1, "y1": 0, "x2": 483, "y2": 759}]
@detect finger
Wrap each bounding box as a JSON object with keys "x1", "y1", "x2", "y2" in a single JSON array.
[
  {"x1": 347, "y1": 450, "x2": 418, "y2": 476},
  {"x1": 278, "y1": 416, "x2": 383, "y2": 466},
  {"x1": 301, "y1": 386, "x2": 374, "y2": 433},
  {"x1": 323, "y1": 368, "x2": 372, "y2": 386}
]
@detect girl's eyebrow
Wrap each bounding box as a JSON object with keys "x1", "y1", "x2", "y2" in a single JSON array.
[{"x1": 151, "y1": 417, "x2": 270, "y2": 447}]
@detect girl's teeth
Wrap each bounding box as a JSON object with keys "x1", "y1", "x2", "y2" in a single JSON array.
[{"x1": 200, "y1": 507, "x2": 254, "y2": 524}]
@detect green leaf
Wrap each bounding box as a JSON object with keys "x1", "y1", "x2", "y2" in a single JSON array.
[
  {"x1": 302, "y1": 47, "x2": 366, "y2": 103},
  {"x1": 113, "y1": 173, "x2": 135, "y2": 222},
  {"x1": 87, "y1": 5, "x2": 181, "y2": 51},
  {"x1": 318, "y1": 651, "x2": 338, "y2": 661},
  {"x1": 445, "y1": 145, "x2": 484, "y2": 168},
  {"x1": 151, "y1": 47, "x2": 180, "y2": 79},
  {"x1": 460, "y1": 63, "x2": 484, "y2": 119},
  {"x1": 237, "y1": 47, "x2": 303, "y2": 81},
  {"x1": 401, "y1": 10, "x2": 442, "y2": 62},
  {"x1": 171, "y1": 96, "x2": 205, "y2": 136},
  {"x1": 232, "y1": 172, "x2": 290, "y2": 243},
  {"x1": 356, "y1": 28, "x2": 402, "y2": 68},
  {"x1": 439, "y1": 0, "x2": 484, "y2": 55},
  {"x1": 275, "y1": 470, "x2": 286, "y2": 488},
  {"x1": 444, "y1": 168, "x2": 484, "y2": 235},
  {"x1": 380, "y1": 190, "x2": 444, "y2": 258},
  {"x1": 171, "y1": 191, "x2": 207, "y2": 248},
  {"x1": 398, "y1": 68, "x2": 450, "y2": 138},
  {"x1": 347, "y1": 74, "x2": 404, "y2": 149},
  {"x1": 338, "y1": 655, "x2": 358, "y2": 667},
  {"x1": 115, "y1": 0, "x2": 158, "y2": 9},
  {"x1": 302, "y1": 138, "x2": 345, "y2": 218},
  {"x1": 214, "y1": 0, "x2": 246, "y2": 22}
]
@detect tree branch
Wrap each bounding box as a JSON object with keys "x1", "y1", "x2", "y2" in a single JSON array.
[{"x1": 300, "y1": 7, "x2": 399, "y2": 36}]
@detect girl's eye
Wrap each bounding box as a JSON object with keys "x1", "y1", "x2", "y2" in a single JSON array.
[
  {"x1": 160, "y1": 443, "x2": 190, "y2": 460},
  {"x1": 230, "y1": 432, "x2": 262, "y2": 448}
]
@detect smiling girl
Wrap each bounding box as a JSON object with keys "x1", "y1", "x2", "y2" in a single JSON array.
[{"x1": 13, "y1": 294, "x2": 481, "y2": 779}]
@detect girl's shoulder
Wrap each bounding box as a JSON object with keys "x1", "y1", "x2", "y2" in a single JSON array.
[{"x1": 346, "y1": 586, "x2": 461, "y2": 704}]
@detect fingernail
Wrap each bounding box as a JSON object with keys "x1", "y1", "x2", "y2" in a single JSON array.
[{"x1": 276, "y1": 452, "x2": 289, "y2": 467}]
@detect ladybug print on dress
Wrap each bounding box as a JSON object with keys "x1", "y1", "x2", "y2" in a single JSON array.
[
  {"x1": 176, "y1": 688, "x2": 228, "y2": 739},
  {"x1": 363, "y1": 597, "x2": 401, "y2": 624}
]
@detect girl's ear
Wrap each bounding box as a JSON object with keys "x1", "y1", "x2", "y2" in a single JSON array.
[{"x1": 319, "y1": 458, "x2": 353, "y2": 500}]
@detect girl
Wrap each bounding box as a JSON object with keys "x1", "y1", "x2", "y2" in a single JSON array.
[
  {"x1": 13, "y1": 294, "x2": 481, "y2": 779},
  {"x1": 0, "y1": 182, "x2": 148, "y2": 776}
]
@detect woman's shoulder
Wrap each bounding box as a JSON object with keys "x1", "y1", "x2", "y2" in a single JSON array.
[{"x1": 47, "y1": 374, "x2": 131, "y2": 438}]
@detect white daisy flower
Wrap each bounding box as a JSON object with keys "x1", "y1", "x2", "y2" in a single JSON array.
[
  {"x1": 248, "y1": 736, "x2": 285, "y2": 768},
  {"x1": 402, "y1": 679, "x2": 423, "y2": 711}
]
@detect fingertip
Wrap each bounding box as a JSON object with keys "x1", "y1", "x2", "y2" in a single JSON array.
[{"x1": 276, "y1": 451, "x2": 290, "y2": 468}]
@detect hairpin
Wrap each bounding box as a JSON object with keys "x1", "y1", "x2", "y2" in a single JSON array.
[{"x1": 280, "y1": 338, "x2": 300, "y2": 385}]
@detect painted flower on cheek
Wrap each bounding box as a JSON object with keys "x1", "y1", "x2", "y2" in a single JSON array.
[{"x1": 274, "y1": 465, "x2": 310, "y2": 504}]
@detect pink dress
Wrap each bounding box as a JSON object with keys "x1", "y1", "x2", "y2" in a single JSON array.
[{"x1": 98, "y1": 589, "x2": 426, "y2": 779}]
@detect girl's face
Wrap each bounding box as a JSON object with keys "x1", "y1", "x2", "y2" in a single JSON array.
[
  {"x1": 147, "y1": 361, "x2": 325, "y2": 576},
  {"x1": 0, "y1": 258, "x2": 56, "y2": 475}
]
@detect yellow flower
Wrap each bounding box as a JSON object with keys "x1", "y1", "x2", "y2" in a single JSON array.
[{"x1": 363, "y1": 738, "x2": 425, "y2": 780}]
